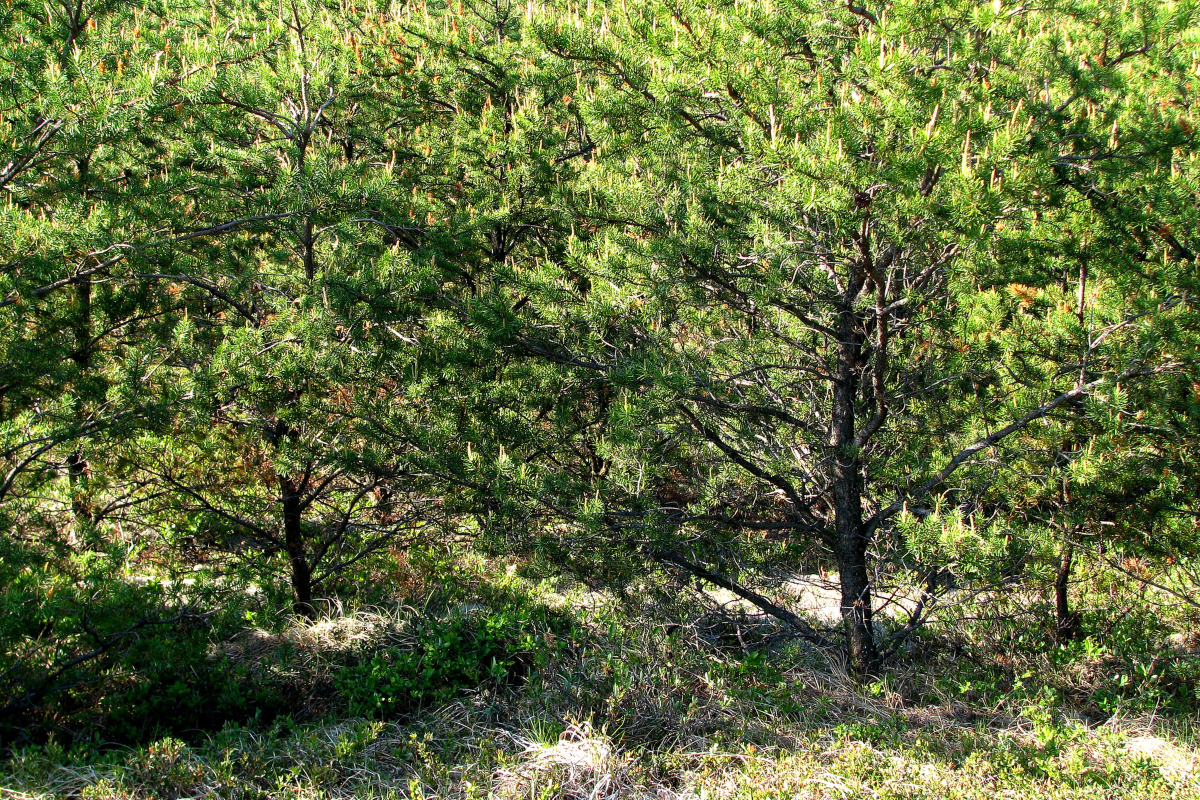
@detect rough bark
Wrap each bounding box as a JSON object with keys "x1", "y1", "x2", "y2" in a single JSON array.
[
  {"x1": 280, "y1": 474, "x2": 314, "y2": 619},
  {"x1": 1055, "y1": 534, "x2": 1078, "y2": 642},
  {"x1": 831, "y1": 277, "x2": 878, "y2": 676}
]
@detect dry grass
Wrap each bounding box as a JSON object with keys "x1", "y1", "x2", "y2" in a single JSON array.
[
  {"x1": 5, "y1": 672, "x2": 1199, "y2": 799},
  {"x1": 4, "y1": 567, "x2": 1200, "y2": 799},
  {"x1": 1125, "y1": 735, "x2": 1197, "y2": 783},
  {"x1": 216, "y1": 602, "x2": 416, "y2": 663},
  {"x1": 493, "y1": 721, "x2": 669, "y2": 800}
]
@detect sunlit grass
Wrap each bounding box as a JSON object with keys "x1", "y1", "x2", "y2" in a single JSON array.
[{"x1": 3, "y1": 553, "x2": 1198, "y2": 799}]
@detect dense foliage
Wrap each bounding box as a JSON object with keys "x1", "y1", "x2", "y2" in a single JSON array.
[{"x1": 1, "y1": 0, "x2": 1198, "y2": 754}]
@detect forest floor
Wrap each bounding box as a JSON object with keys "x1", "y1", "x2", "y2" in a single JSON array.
[{"x1": 2, "y1": 554, "x2": 1199, "y2": 799}]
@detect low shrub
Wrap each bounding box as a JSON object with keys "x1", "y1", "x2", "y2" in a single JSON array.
[
  {"x1": 335, "y1": 602, "x2": 568, "y2": 719},
  {"x1": 101, "y1": 632, "x2": 293, "y2": 743}
]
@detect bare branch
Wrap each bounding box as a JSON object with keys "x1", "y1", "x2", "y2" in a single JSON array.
[{"x1": 648, "y1": 548, "x2": 832, "y2": 646}]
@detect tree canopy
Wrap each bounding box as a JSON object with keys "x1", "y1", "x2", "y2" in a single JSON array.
[{"x1": 1, "y1": 0, "x2": 1197, "y2": 701}]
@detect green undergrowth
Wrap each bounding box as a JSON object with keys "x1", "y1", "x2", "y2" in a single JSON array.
[
  {"x1": 3, "y1": 554, "x2": 1199, "y2": 798},
  {"x1": 1, "y1": 546, "x2": 580, "y2": 747},
  {"x1": 912, "y1": 585, "x2": 1200, "y2": 720},
  {"x1": 334, "y1": 599, "x2": 577, "y2": 721},
  {"x1": 2, "y1": 673, "x2": 1197, "y2": 799}
]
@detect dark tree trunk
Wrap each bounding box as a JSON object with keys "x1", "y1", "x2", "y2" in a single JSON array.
[
  {"x1": 66, "y1": 452, "x2": 92, "y2": 523},
  {"x1": 835, "y1": 524, "x2": 877, "y2": 676},
  {"x1": 301, "y1": 217, "x2": 316, "y2": 280},
  {"x1": 1054, "y1": 262, "x2": 1087, "y2": 643},
  {"x1": 831, "y1": 281, "x2": 878, "y2": 677},
  {"x1": 68, "y1": 254, "x2": 93, "y2": 526},
  {"x1": 280, "y1": 474, "x2": 314, "y2": 619},
  {"x1": 1055, "y1": 535, "x2": 1078, "y2": 642}
]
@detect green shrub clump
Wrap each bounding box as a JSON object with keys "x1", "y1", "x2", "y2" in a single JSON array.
[
  {"x1": 336, "y1": 604, "x2": 560, "y2": 719},
  {"x1": 102, "y1": 629, "x2": 292, "y2": 743}
]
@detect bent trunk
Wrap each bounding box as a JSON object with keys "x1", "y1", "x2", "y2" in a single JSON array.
[{"x1": 280, "y1": 474, "x2": 314, "y2": 619}]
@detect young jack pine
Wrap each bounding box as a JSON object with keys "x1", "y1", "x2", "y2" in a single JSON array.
[{"x1": 519, "y1": 0, "x2": 1200, "y2": 675}]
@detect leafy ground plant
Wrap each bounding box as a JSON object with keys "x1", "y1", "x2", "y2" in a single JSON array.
[{"x1": 3, "y1": 554, "x2": 1199, "y2": 798}]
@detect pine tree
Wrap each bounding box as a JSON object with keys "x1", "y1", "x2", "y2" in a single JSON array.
[{"x1": 520, "y1": 0, "x2": 1200, "y2": 674}]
